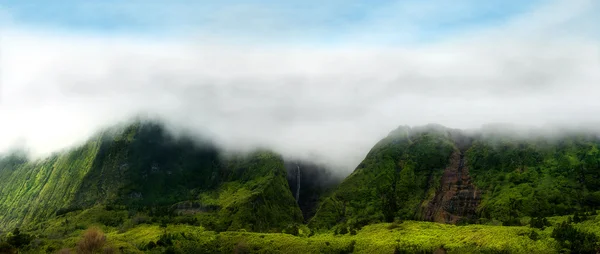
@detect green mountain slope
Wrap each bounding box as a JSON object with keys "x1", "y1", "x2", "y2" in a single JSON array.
[
  {"x1": 3, "y1": 123, "x2": 600, "y2": 253},
  {"x1": 310, "y1": 124, "x2": 600, "y2": 230},
  {"x1": 467, "y1": 131, "x2": 600, "y2": 222},
  {"x1": 0, "y1": 140, "x2": 103, "y2": 230},
  {"x1": 0, "y1": 121, "x2": 302, "y2": 232},
  {"x1": 309, "y1": 124, "x2": 457, "y2": 230}
]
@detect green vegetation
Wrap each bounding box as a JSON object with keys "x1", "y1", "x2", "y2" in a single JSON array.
[
  {"x1": 312, "y1": 125, "x2": 600, "y2": 230},
  {"x1": 310, "y1": 125, "x2": 456, "y2": 229},
  {"x1": 5, "y1": 122, "x2": 600, "y2": 252},
  {"x1": 6, "y1": 211, "x2": 600, "y2": 253},
  {"x1": 0, "y1": 121, "x2": 301, "y2": 233},
  {"x1": 467, "y1": 133, "x2": 600, "y2": 223},
  {"x1": 0, "y1": 138, "x2": 103, "y2": 230},
  {"x1": 551, "y1": 220, "x2": 597, "y2": 253}
]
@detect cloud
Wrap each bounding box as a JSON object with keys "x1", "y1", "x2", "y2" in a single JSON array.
[{"x1": 0, "y1": 0, "x2": 599, "y2": 173}]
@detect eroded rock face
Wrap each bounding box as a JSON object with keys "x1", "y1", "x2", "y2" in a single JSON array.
[{"x1": 423, "y1": 151, "x2": 481, "y2": 223}]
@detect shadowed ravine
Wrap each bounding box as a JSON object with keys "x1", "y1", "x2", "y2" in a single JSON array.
[{"x1": 285, "y1": 161, "x2": 340, "y2": 221}]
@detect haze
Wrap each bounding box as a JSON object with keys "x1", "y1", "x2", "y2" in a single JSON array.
[{"x1": 0, "y1": 0, "x2": 599, "y2": 172}]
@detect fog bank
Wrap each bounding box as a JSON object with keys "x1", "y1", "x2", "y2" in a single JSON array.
[{"x1": 0, "y1": 0, "x2": 598, "y2": 172}]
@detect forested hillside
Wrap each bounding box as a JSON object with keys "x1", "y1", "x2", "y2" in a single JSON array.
[
  {"x1": 311, "y1": 124, "x2": 600, "y2": 232},
  {"x1": 0, "y1": 121, "x2": 302, "y2": 233},
  {"x1": 2, "y1": 122, "x2": 600, "y2": 253}
]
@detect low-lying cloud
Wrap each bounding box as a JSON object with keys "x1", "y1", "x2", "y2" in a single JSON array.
[{"x1": 0, "y1": 0, "x2": 599, "y2": 172}]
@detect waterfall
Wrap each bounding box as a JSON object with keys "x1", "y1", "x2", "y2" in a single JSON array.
[{"x1": 295, "y1": 164, "x2": 301, "y2": 203}]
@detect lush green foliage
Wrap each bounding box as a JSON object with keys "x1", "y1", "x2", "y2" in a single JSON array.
[
  {"x1": 0, "y1": 139, "x2": 102, "y2": 230},
  {"x1": 310, "y1": 125, "x2": 456, "y2": 229},
  {"x1": 5, "y1": 122, "x2": 600, "y2": 253},
  {"x1": 551, "y1": 220, "x2": 598, "y2": 253},
  {"x1": 5, "y1": 215, "x2": 590, "y2": 253},
  {"x1": 529, "y1": 216, "x2": 551, "y2": 229},
  {"x1": 0, "y1": 121, "x2": 301, "y2": 233},
  {"x1": 467, "y1": 134, "x2": 600, "y2": 222},
  {"x1": 312, "y1": 125, "x2": 600, "y2": 231}
]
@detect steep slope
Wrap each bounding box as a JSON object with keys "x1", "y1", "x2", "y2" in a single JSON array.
[
  {"x1": 422, "y1": 151, "x2": 480, "y2": 223},
  {"x1": 311, "y1": 124, "x2": 600, "y2": 230},
  {"x1": 0, "y1": 121, "x2": 302, "y2": 232},
  {"x1": 285, "y1": 161, "x2": 341, "y2": 221},
  {"x1": 309, "y1": 124, "x2": 457, "y2": 229},
  {"x1": 466, "y1": 132, "x2": 600, "y2": 223},
  {"x1": 0, "y1": 140, "x2": 103, "y2": 230}
]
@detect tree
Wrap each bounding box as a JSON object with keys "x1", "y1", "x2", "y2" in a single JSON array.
[
  {"x1": 552, "y1": 221, "x2": 598, "y2": 253},
  {"x1": 529, "y1": 216, "x2": 550, "y2": 229}
]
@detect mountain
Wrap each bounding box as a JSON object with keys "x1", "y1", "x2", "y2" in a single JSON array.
[
  {"x1": 2, "y1": 122, "x2": 600, "y2": 253},
  {"x1": 0, "y1": 121, "x2": 303, "y2": 232},
  {"x1": 309, "y1": 124, "x2": 458, "y2": 229},
  {"x1": 310, "y1": 124, "x2": 600, "y2": 230}
]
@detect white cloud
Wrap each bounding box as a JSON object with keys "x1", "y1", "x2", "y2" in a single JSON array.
[{"x1": 0, "y1": 0, "x2": 599, "y2": 173}]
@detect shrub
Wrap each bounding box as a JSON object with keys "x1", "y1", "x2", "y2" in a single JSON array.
[
  {"x1": 350, "y1": 228, "x2": 357, "y2": 235},
  {"x1": 528, "y1": 230, "x2": 540, "y2": 241},
  {"x1": 338, "y1": 240, "x2": 355, "y2": 254},
  {"x1": 529, "y1": 216, "x2": 550, "y2": 229},
  {"x1": 298, "y1": 225, "x2": 312, "y2": 237},
  {"x1": 145, "y1": 241, "x2": 157, "y2": 250},
  {"x1": 234, "y1": 241, "x2": 250, "y2": 254},
  {"x1": 160, "y1": 219, "x2": 169, "y2": 228},
  {"x1": 573, "y1": 211, "x2": 587, "y2": 223},
  {"x1": 334, "y1": 223, "x2": 349, "y2": 235},
  {"x1": 283, "y1": 224, "x2": 299, "y2": 236},
  {"x1": 551, "y1": 221, "x2": 598, "y2": 253},
  {"x1": 174, "y1": 216, "x2": 199, "y2": 226},
  {"x1": 76, "y1": 227, "x2": 106, "y2": 254},
  {"x1": 156, "y1": 233, "x2": 175, "y2": 247},
  {"x1": 501, "y1": 218, "x2": 521, "y2": 226},
  {"x1": 130, "y1": 214, "x2": 150, "y2": 225},
  {"x1": 97, "y1": 211, "x2": 125, "y2": 227},
  {"x1": 387, "y1": 222, "x2": 402, "y2": 230}
]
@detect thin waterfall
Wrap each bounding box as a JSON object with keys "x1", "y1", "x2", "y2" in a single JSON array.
[{"x1": 295, "y1": 164, "x2": 301, "y2": 202}]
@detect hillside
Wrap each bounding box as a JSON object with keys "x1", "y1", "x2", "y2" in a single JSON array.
[
  {"x1": 310, "y1": 124, "x2": 600, "y2": 230},
  {"x1": 0, "y1": 121, "x2": 303, "y2": 233},
  {"x1": 3, "y1": 123, "x2": 600, "y2": 253}
]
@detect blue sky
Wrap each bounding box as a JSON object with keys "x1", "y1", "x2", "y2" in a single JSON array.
[{"x1": 0, "y1": 0, "x2": 546, "y2": 45}]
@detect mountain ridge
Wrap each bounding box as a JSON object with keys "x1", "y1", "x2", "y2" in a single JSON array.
[
  {"x1": 2, "y1": 121, "x2": 600, "y2": 253},
  {"x1": 310, "y1": 123, "x2": 600, "y2": 231},
  {"x1": 0, "y1": 120, "x2": 305, "y2": 232}
]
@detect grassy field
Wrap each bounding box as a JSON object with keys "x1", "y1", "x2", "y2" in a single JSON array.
[
  {"x1": 4, "y1": 203, "x2": 600, "y2": 253},
  {"x1": 19, "y1": 216, "x2": 598, "y2": 253}
]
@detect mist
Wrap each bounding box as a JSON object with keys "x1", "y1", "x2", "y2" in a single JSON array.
[{"x1": 0, "y1": 0, "x2": 599, "y2": 173}]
